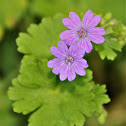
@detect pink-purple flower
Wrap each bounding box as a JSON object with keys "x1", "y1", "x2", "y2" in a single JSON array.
[
  {"x1": 60, "y1": 10, "x2": 106, "y2": 53},
  {"x1": 47, "y1": 41, "x2": 88, "y2": 81}
]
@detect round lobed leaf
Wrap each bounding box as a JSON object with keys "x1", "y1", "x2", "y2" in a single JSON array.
[
  {"x1": 8, "y1": 56, "x2": 110, "y2": 126},
  {"x1": 16, "y1": 14, "x2": 66, "y2": 58},
  {"x1": 94, "y1": 13, "x2": 126, "y2": 60}
]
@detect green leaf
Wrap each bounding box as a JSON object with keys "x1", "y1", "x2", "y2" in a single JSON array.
[
  {"x1": 94, "y1": 37, "x2": 123, "y2": 60},
  {"x1": 16, "y1": 14, "x2": 66, "y2": 58},
  {"x1": 98, "y1": 108, "x2": 108, "y2": 124},
  {"x1": 0, "y1": 80, "x2": 18, "y2": 126},
  {"x1": 92, "y1": 83, "x2": 110, "y2": 114},
  {"x1": 94, "y1": 13, "x2": 126, "y2": 60},
  {"x1": 0, "y1": 0, "x2": 28, "y2": 40},
  {"x1": 8, "y1": 56, "x2": 110, "y2": 126}
]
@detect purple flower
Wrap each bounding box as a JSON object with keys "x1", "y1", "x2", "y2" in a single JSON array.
[
  {"x1": 47, "y1": 41, "x2": 88, "y2": 81},
  {"x1": 60, "y1": 10, "x2": 106, "y2": 53}
]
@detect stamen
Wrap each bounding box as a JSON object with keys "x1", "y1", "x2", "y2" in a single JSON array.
[
  {"x1": 65, "y1": 56, "x2": 74, "y2": 65},
  {"x1": 79, "y1": 29, "x2": 87, "y2": 37}
]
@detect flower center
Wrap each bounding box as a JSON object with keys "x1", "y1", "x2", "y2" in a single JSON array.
[
  {"x1": 79, "y1": 29, "x2": 87, "y2": 37},
  {"x1": 65, "y1": 56, "x2": 74, "y2": 65}
]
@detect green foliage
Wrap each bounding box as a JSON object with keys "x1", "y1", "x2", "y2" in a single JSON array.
[
  {"x1": 92, "y1": 84, "x2": 110, "y2": 115},
  {"x1": 7, "y1": 13, "x2": 112, "y2": 126},
  {"x1": 16, "y1": 12, "x2": 126, "y2": 61},
  {"x1": 0, "y1": 0, "x2": 28, "y2": 40},
  {"x1": 98, "y1": 108, "x2": 107, "y2": 124},
  {"x1": 16, "y1": 14, "x2": 66, "y2": 58},
  {"x1": 94, "y1": 13, "x2": 126, "y2": 60},
  {"x1": 0, "y1": 31, "x2": 21, "y2": 76},
  {"x1": 0, "y1": 80, "x2": 18, "y2": 126},
  {"x1": 30, "y1": 0, "x2": 88, "y2": 17},
  {"x1": 0, "y1": 0, "x2": 124, "y2": 126},
  {"x1": 8, "y1": 56, "x2": 110, "y2": 126}
]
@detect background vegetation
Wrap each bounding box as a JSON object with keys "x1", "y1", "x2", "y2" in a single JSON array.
[{"x1": 0, "y1": 0, "x2": 126, "y2": 126}]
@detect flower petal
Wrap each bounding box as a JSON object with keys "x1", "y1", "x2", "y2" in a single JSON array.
[
  {"x1": 59, "y1": 64, "x2": 68, "y2": 81},
  {"x1": 57, "y1": 41, "x2": 68, "y2": 56},
  {"x1": 75, "y1": 59, "x2": 89, "y2": 68},
  {"x1": 88, "y1": 27, "x2": 106, "y2": 35},
  {"x1": 69, "y1": 12, "x2": 82, "y2": 30},
  {"x1": 82, "y1": 10, "x2": 93, "y2": 29},
  {"x1": 72, "y1": 62, "x2": 86, "y2": 76},
  {"x1": 59, "y1": 30, "x2": 79, "y2": 45},
  {"x1": 68, "y1": 66, "x2": 76, "y2": 81},
  {"x1": 74, "y1": 48, "x2": 85, "y2": 59},
  {"x1": 68, "y1": 43, "x2": 78, "y2": 55},
  {"x1": 82, "y1": 10, "x2": 101, "y2": 29},
  {"x1": 68, "y1": 43, "x2": 85, "y2": 58},
  {"x1": 52, "y1": 60, "x2": 65, "y2": 75},
  {"x1": 75, "y1": 65, "x2": 86, "y2": 76},
  {"x1": 78, "y1": 37, "x2": 93, "y2": 53},
  {"x1": 47, "y1": 58, "x2": 59, "y2": 68},
  {"x1": 76, "y1": 68, "x2": 86, "y2": 76},
  {"x1": 88, "y1": 15, "x2": 101, "y2": 28},
  {"x1": 50, "y1": 46, "x2": 66, "y2": 58},
  {"x1": 87, "y1": 34, "x2": 105, "y2": 44},
  {"x1": 52, "y1": 67, "x2": 60, "y2": 75},
  {"x1": 62, "y1": 12, "x2": 81, "y2": 31},
  {"x1": 71, "y1": 59, "x2": 88, "y2": 76}
]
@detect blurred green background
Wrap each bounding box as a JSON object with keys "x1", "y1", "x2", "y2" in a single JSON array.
[{"x1": 0, "y1": 0, "x2": 126, "y2": 126}]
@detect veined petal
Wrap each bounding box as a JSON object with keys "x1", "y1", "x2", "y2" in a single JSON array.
[
  {"x1": 87, "y1": 15, "x2": 101, "y2": 28},
  {"x1": 88, "y1": 27, "x2": 106, "y2": 35},
  {"x1": 47, "y1": 58, "x2": 59, "y2": 68},
  {"x1": 68, "y1": 43, "x2": 79, "y2": 56},
  {"x1": 59, "y1": 30, "x2": 79, "y2": 45},
  {"x1": 74, "y1": 59, "x2": 89, "y2": 68},
  {"x1": 57, "y1": 41, "x2": 68, "y2": 56},
  {"x1": 52, "y1": 67, "x2": 60, "y2": 75},
  {"x1": 78, "y1": 37, "x2": 93, "y2": 53},
  {"x1": 76, "y1": 68, "x2": 86, "y2": 76},
  {"x1": 68, "y1": 66, "x2": 76, "y2": 81},
  {"x1": 50, "y1": 46, "x2": 66, "y2": 58},
  {"x1": 52, "y1": 60, "x2": 65, "y2": 75},
  {"x1": 73, "y1": 64, "x2": 86, "y2": 76},
  {"x1": 82, "y1": 10, "x2": 93, "y2": 29},
  {"x1": 62, "y1": 15, "x2": 81, "y2": 31},
  {"x1": 62, "y1": 18, "x2": 74, "y2": 30},
  {"x1": 72, "y1": 59, "x2": 88, "y2": 76},
  {"x1": 87, "y1": 34, "x2": 105, "y2": 44},
  {"x1": 68, "y1": 43, "x2": 85, "y2": 59},
  {"x1": 73, "y1": 48, "x2": 85, "y2": 59},
  {"x1": 59, "y1": 64, "x2": 68, "y2": 81},
  {"x1": 69, "y1": 11, "x2": 82, "y2": 30}
]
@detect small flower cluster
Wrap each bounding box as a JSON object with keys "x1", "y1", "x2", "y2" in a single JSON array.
[{"x1": 48, "y1": 10, "x2": 106, "y2": 81}]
